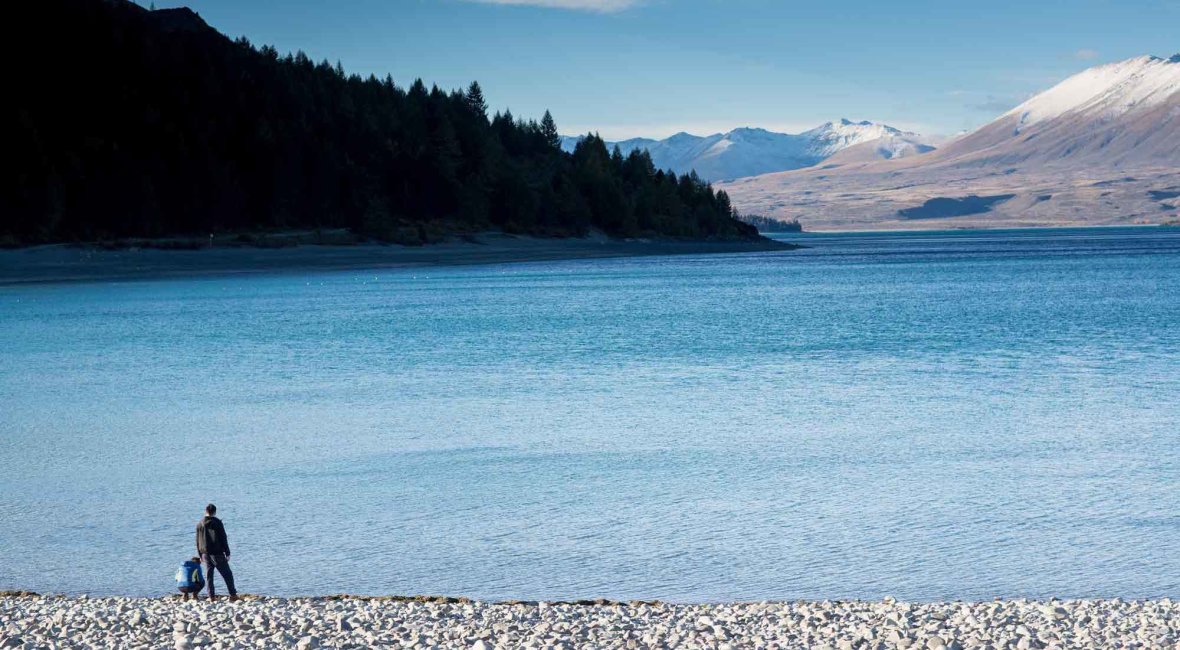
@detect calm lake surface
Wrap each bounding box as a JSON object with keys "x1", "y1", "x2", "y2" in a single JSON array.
[{"x1": 2, "y1": 227, "x2": 1179, "y2": 601}]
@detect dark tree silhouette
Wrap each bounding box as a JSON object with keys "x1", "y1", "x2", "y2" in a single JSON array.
[
  {"x1": 2, "y1": 0, "x2": 761, "y2": 246},
  {"x1": 739, "y1": 214, "x2": 803, "y2": 233},
  {"x1": 541, "y1": 111, "x2": 561, "y2": 150},
  {"x1": 465, "y1": 82, "x2": 488, "y2": 119}
]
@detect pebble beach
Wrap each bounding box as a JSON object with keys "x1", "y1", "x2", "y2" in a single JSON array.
[{"x1": 2, "y1": 594, "x2": 1177, "y2": 650}]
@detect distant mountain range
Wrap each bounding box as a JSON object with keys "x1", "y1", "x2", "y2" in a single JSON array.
[
  {"x1": 561, "y1": 119, "x2": 934, "y2": 182},
  {"x1": 720, "y1": 54, "x2": 1180, "y2": 230}
]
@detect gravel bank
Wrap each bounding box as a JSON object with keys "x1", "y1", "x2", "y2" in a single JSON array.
[{"x1": 2, "y1": 594, "x2": 1177, "y2": 649}]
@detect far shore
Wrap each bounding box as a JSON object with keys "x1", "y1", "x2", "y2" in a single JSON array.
[{"x1": 0, "y1": 233, "x2": 796, "y2": 286}]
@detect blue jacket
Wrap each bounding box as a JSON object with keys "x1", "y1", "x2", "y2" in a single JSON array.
[{"x1": 176, "y1": 560, "x2": 205, "y2": 590}]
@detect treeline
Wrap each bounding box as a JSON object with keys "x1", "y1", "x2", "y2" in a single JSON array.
[
  {"x1": 739, "y1": 215, "x2": 803, "y2": 233},
  {"x1": 3, "y1": 0, "x2": 760, "y2": 245}
]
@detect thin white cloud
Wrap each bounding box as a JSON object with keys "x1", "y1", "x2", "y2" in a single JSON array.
[
  {"x1": 1074, "y1": 48, "x2": 1100, "y2": 60},
  {"x1": 466, "y1": 0, "x2": 641, "y2": 12}
]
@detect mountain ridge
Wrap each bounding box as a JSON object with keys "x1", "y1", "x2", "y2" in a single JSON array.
[
  {"x1": 560, "y1": 120, "x2": 934, "y2": 182},
  {"x1": 719, "y1": 54, "x2": 1180, "y2": 230}
]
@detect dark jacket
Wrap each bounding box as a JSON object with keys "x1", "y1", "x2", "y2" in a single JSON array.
[{"x1": 196, "y1": 515, "x2": 231, "y2": 556}]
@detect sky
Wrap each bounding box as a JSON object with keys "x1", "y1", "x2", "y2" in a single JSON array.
[{"x1": 150, "y1": 0, "x2": 1179, "y2": 139}]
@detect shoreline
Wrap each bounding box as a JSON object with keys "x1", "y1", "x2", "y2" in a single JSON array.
[
  {"x1": 772, "y1": 222, "x2": 1171, "y2": 234},
  {"x1": 0, "y1": 233, "x2": 795, "y2": 286},
  {"x1": 3, "y1": 594, "x2": 1175, "y2": 649}
]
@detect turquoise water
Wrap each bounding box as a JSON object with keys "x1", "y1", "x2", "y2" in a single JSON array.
[{"x1": 2, "y1": 227, "x2": 1179, "y2": 601}]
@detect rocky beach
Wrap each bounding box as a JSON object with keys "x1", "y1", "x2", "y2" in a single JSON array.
[{"x1": 2, "y1": 594, "x2": 1177, "y2": 649}]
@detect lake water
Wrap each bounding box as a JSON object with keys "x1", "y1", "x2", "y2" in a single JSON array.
[{"x1": 2, "y1": 227, "x2": 1179, "y2": 601}]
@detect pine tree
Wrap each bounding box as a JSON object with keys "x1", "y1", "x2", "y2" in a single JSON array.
[
  {"x1": 465, "y1": 81, "x2": 488, "y2": 119},
  {"x1": 540, "y1": 110, "x2": 560, "y2": 150}
]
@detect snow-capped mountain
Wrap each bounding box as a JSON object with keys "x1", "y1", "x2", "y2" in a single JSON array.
[
  {"x1": 812, "y1": 131, "x2": 935, "y2": 165},
  {"x1": 561, "y1": 119, "x2": 933, "y2": 181},
  {"x1": 1007, "y1": 54, "x2": 1180, "y2": 129},
  {"x1": 934, "y1": 53, "x2": 1180, "y2": 167},
  {"x1": 800, "y1": 119, "x2": 920, "y2": 159},
  {"x1": 718, "y1": 54, "x2": 1180, "y2": 231},
  {"x1": 821, "y1": 133, "x2": 939, "y2": 165}
]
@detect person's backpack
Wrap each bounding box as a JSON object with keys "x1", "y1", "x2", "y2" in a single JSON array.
[{"x1": 176, "y1": 559, "x2": 205, "y2": 591}]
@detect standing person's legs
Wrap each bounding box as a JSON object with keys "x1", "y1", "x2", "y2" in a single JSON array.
[
  {"x1": 202, "y1": 554, "x2": 217, "y2": 599},
  {"x1": 209, "y1": 554, "x2": 238, "y2": 597}
]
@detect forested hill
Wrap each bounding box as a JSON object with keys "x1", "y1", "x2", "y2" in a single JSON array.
[{"x1": 3, "y1": 0, "x2": 761, "y2": 246}]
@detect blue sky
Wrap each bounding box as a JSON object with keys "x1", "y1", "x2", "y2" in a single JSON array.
[{"x1": 152, "y1": 0, "x2": 1178, "y2": 139}]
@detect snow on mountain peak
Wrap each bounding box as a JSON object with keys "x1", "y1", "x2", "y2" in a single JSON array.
[
  {"x1": 801, "y1": 119, "x2": 909, "y2": 158},
  {"x1": 814, "y1": 119, "x2": 905, "y2": 137},
  {"x1": 1004, "y1": 54, "x2": 1180, "y2": 128},
  {"x1": 559, "y1": 119, "x2": 933, "y2": 181}
]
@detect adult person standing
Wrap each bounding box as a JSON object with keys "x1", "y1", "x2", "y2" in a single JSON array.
[{"x1": 196, "y1": 503, "x2": 238, "y2": 601}]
